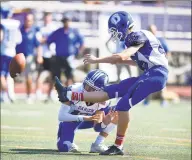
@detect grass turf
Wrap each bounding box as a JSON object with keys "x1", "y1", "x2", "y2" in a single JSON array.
[{"x1": 1, "y1": 100, "x2": 191, "y2": 160}]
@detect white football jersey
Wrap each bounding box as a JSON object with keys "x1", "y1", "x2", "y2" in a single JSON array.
[
  {"x1": 40, "y1": 23, "x2": 57, "y2": 58},
  {"x1": 68, "y1": 83, "x2": 110, "y2": 116},
  {"x1": 1, "y1": 19, "x2": 22, "y2": 57},
  {"x1": 126, "y1": 30, "x2": 168, "y2": 71}
]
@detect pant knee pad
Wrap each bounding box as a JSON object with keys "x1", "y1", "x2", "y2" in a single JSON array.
[{"x1": 57, "y1": 141, "x2": 72, "y2": 152}]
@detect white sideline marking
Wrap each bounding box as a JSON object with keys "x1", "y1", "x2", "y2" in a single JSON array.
[
  {"x1": 1, "y1": 144, "x2": 47, "y2": 150},
  {"x1": 1, "y1": 125, "x2": 44, "y2": 131},
  {"x1": 1, "y1": 109, "x2": 43, "y2": 117}
]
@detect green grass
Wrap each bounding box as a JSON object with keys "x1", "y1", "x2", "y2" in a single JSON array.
[{"x1": 1, "y1": 100, "x2": 191, "y2": 160}]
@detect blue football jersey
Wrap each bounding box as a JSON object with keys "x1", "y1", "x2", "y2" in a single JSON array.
[
  {"x1": 125, "y1": 30, "x2": 168, "y2": 71},
  {"x1": 1, "y1": 19, "x2": 22, "y2": 57}
]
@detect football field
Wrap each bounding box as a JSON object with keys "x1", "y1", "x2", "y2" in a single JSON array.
[{"x1": 1, "y1": 100, "x2": 191, "y2": 160}]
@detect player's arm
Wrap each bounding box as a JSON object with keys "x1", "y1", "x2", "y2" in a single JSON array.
[
  {"x1": 117, "y1": 59, "x2": 137, "y2": 66},
  {"x1": 36, "y1": 46, "x2": 43, "y2": 64},
  {"x1": 75, "y1": 29, "x2": 84, "y2": 55},
  {"x1": 84, "y1": 44, "x2": 143, "y2": 65},
  {"x1": 34, "y1": 33, "x2": 43, "y2": 64},
  {"x1": 93, "y1": 109, "x2": 118, "y2": 132},
  {"x1": 58, "y1": 102, "x2": 102, "y2": 122},
  {"x1": 16, "y1": 29, "x2": 22, "y2": 45}
]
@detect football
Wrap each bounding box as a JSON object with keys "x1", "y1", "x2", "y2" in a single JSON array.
[{"x1": 9, "y1": 53, "x2": 26, "y2": 78}]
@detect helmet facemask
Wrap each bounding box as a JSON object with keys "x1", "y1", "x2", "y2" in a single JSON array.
[
  {"x1": 83, "y1": 78, "x2": 102, "y2": 92},
  {"x1": 108, "y1": 27, "x2": 123, "y2": 43},
  {"x1": 83, "y1": 80, "x2": 99, "y2": 106}
]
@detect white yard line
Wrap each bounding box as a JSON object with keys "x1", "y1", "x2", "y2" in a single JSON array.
[
  {"x1": 2, "y1": 127, "x2": 190, "y2": 143},
  {"x1": 1, "y1": 125, "x2": 44, "y2": 131},
  {"x1": 1, "y1": 109, "x2": 43, "y2": 117},
  {"x1": 1, "y1": 144, "x2": 47, "y2": 150}
]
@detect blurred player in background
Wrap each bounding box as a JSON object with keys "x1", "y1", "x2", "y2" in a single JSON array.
[
  {"x1": 148, "y1": 24, "x2": 171, "y2": 56},
  {"x1": 55, "y1": 11, "x2": 169, "y2": 155},
  {"x1": 57, "y1": 69, "x2": 117, "y2": 153},
  {"x1": 16, "y1": 13, "x2": 43, "y2": 103},
  {"x1": 36, "y1": 12, "x2": 57, "y2": 102},
  {"x1": 0, "y1": 6, "x2": 22, "y2": 103},
  {"x1": 47, "y1": 16, "x2": 84, "y2": 86},
  {"x1": 143, "y1": 24, "x2": 171, "y2": 106},
  {"x1": 106, "y1": 37, "x2": 132, "y2": 82}
]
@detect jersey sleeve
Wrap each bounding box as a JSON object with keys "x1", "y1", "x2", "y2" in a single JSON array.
[
  {"x1": 16, "y1": 29, "x2": 22, "y2": 44},
  {"x1": 125, "y1": 31, "x2": 147, "y2": 48},
  {"x1": 74, "y1": 29, "x2": 84, "y2": 46},
  {"x1": 47, "y1": 29, "x2": 58, "y2": 45}
]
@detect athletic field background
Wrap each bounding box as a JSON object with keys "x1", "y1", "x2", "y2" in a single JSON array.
[{"x1": 1, "y1": 100, "x2": 191, "y2": 160}]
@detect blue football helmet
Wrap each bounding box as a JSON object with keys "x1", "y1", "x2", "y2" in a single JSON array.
[
  {"x1": 108, "y1": 11, "x2": 134, "y2": 42},
  {"x1": 83, "y1": 69, "x2": 109, "y2": 91}
]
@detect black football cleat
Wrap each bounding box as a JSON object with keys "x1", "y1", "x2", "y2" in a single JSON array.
[
  {"x1": 54, "y1": 76, "x2": 71, "y2": 102},
  {"x1": 99, "y1": 145, "x2": 124, "y2": 155}
]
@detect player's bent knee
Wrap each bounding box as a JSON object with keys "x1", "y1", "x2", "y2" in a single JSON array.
[
  {"x1": 94, "y1": 123, "x2": 104, "y2": 132},
  {"x1": 57, "y1": 141, "x2": 72, "y2": 152}
]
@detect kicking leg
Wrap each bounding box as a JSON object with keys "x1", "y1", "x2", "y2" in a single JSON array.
[
  {"x1": 55, "y1": 76, "x2": 138, "y2": 103},
  {"x1": 80, "y1": 77, "x2": 138, "y2": 102}
]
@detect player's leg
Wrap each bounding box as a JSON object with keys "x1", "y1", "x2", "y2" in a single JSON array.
[
  {"x1": 77, "y1": 118, "x2": 110, "y2": 153},
  {"x1": 90, "y1": 110, "x2": 108, "y2": 153},
  {"x1": 44, "y1": 57, "x2": 54, "y2": 101},
  {"x1": 57, "y1": 121, "x2": 80, "y2": 152},
  {"x1": 7, "y1": 75, "x2": 15, "y2": 102},
  {"x1": 91, "y1": 123, "x2": 117, "y2": 153},
  {"x1": 54, "y1": 56, "x2": 62, "y2": 81},
  {"x1": 0, "y1": 55, "x2": 12, "y2": 102},
  {"x1": 0, "y1": 75, "x2": 7, "y2": 102},
  {"x1": 101, "y1": 67, "x2": 168, "y2": 155},
  {"x1": 36, "y1": 58, "x2": 45, "y2": 100},
  {"x1": 114, "y1": 77, "x2": 165, "y2": 147},
  {"x1": 24, "y1": 55, "x2": 35, "y2": 103},
  {"x1": 64, "y1": 77, "x2": 139, "y2": 103},
  {"x1": 91, "y1": 107, "x2": 117, "y2": 153},
  {"x1": 63, "y1": 58, "x2": 73, "y2": 86},
  {"x1": 25, "y1": 74, "x2": 33, "y2": 101},
  {"x1": 35, "y1": 57, "x2": 44, "y2": 100}
]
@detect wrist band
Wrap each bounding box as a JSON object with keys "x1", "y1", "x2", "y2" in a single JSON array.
[
  {"x1": 101, "y1": 122, "x2": 107, "y2": 129},
  {"x1": 77, "y1": 116, "x2": 84, "y2": 122}
]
